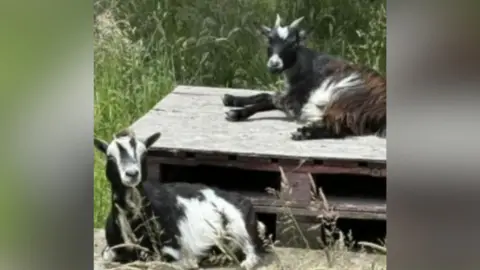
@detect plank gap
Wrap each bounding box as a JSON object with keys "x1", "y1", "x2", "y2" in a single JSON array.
[
  {"x1": 185, "y1": 152, "x2": 195, "y2": 158},
  {"x1": 313, "y1": 159, "x2": 324, "y2": 165},
  {"x1": 358, "y1": 161, "x2": 369, "y2": 167}
]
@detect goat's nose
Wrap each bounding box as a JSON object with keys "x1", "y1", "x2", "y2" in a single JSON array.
[
  {"x1": 268, "y1": 58, "x2": 279, "y2": 66},
  {"x1": 267, "y1": 54, "x2": 283, "y2": 69},
  {"x1": 269, "y1": 61, "x2": 280, "y2": 68},
  {"x1": 125, "y1": 169, "x2": 139, "y2": 177}
]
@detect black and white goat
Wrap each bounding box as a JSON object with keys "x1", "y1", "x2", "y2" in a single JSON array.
[
  {"x1": 223, "y1": 14, "x2": 386, "y2": 140},
  {"x1": 94, "y1": 129, "x2": 267, "y2": 269}
]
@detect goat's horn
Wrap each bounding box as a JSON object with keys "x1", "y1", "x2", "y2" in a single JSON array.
[
  {"x1": 289, "y1": 16, "x2": 304, "y2": 29},
  {"x1": 275, "y1": 14, "x2": 282, "y2": 27}
]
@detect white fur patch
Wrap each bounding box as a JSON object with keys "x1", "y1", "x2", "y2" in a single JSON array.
[
  {"x1": 300, "y1": 73, "x2": 363, "y2": 123},
  {"x1": 161, "y1": 246, "x2": 180, "y2": 260},
  {"x1": 257, "y1": 221, "x2": 266, "y2": 239},
  {"x1": 276, "y1": 26, "x2": 289, "y2": 39},
  {"x1": 175, "y1": 188, "x2": 260, "y2": 269},
  {"x1": 267, "y1": 54, "x2": 283, "y2": 69},
  {"x1": 101, "y1": 246, "x2": 117, "y2": 261}
]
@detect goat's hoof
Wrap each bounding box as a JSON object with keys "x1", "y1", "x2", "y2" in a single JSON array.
[
  {"x1": 240, "y1": 256, "x2": 260, "y2": 270},
  {"x1": 139, "y1": 250, "x2": 150, "y2": 261},
  {"x1": 101, "y1": 246, "x2": 116, "y2": 262},
  {"x1": 225, "y1": 110, "x2": 244, "y2": 122},
  {"x1": 222, "y1": 94, "x2": 236, "y2": 107},
  {"x1": 290, "y1": 130, "x2": 308, "y2": 141}
]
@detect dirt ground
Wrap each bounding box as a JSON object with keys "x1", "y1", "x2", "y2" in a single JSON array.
[{"x1": 94, "y1": 229, "x2": 386, "y2": 270}]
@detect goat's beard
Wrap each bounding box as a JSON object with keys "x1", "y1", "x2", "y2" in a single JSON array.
[
  {"x1": 268, "y1": 66, "x2": 284, "y2": 74},
  {"x1": 114, "y1": 187, "x2": 144, "y2": 251},
  {"x1": 123, "y1": 187, "x2": 143, "y2": 220},
  {"x1": 121, "y1": 177, "x2": 141, "y2": 188}
]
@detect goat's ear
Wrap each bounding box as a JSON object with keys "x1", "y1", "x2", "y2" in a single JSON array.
[
  {"x1": 298, "y1": 27, "x2": 312, "y2": 42},
  {"x1": 143, "y1": 132, "x2": 162, "y2": 149},
  {"x1": 260, "y1": 25, "x2": 271, "y2": 36},
  {"x1": 94, "y1": 137, "x2": 109, "y2": 154},
  {"x1": 298, "y1": 29, "x2": 307, "y2": 41}
]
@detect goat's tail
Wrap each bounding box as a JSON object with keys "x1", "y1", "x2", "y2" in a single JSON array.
[
  {"x1": 257, "y1": 221, "x2": 266, "y2": 240},
  {"x1": 244, "y1": 205, "x2": 269, "y2": 254}
]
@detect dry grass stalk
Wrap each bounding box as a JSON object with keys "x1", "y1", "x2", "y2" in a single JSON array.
[
  {"x1": 357, "y1": 242, "x2": 387, "y2": 254},
  {"x1": 102, "y1": 168, "x2": 386, "y2": 270},
  {"x1": 109, "y1": 186, "x2": 276, "y2": 269}
]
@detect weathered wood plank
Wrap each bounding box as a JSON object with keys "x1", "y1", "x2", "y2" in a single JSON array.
[
  {"x1": 130, "y1": 85, "x2": 386, "y2": 162},
  {"x1": 281, "y1": 171, "x2": 312, "y2": 202},
  {"x1": 254, "y1": 205, "x2": 385, "y2": 220},
  {"x1": 241, "y1": 192, "x2": 386, "y2": 220},
  {"x1": 147, "y1": 155, "x2": 386, "y2": 177}
]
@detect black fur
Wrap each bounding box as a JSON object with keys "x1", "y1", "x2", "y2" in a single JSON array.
[
  {"x1": 223, "y1": 17, "x2": 386, "y2": 140},
  {"x1": 95, "y1": 132, "x2": 266, "y2": 266},
  {"x1": 223, "y1": 46, "x2": 338, "y2": 121},
  {"x1": 104, "y1": 181, "x2": 267, "y2": 264}
]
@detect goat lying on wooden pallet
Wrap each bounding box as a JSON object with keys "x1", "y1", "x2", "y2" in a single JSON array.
[
  {"x1": 223, "y1": 14, "x2": 386, "y2": 141},
  {"x1": 94, "y1": 129, "x2": 267, "y2": 270}
]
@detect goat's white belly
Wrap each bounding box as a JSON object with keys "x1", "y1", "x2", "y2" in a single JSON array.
[
  {"x1": 299, "y1": 73, "x2": 363, "y2": 123},
  {"x1": 176, "y1": 200, "x2": 224, "y2": 256},
  {"x1": 175, "y1": 189, "x2": 249, "y2": 257},
  {"x1": 300, "y1": 100, "x2": 326, "y2": 123}
]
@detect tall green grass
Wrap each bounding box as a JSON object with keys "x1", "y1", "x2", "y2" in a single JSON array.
[{"x1": 93, "y1": 0, "x2": 386, "y2": 227}]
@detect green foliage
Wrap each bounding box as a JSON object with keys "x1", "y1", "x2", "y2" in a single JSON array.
[{"x1": 93, "y1": 0, "x2": 386, "y2": 227}]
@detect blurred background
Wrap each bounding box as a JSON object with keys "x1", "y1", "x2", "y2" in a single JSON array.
[{"x1": 4, "y1": 0, "x2": 480, "y2": 269}]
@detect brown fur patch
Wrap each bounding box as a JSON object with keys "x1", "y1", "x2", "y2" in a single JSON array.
[{"x1": 322, "y1": 60, "x2": 386, "y2": 137}]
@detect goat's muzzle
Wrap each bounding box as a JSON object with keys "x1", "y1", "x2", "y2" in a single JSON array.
[
  {"x1": 122, "y1": 177, "x2": 141, "y2": 188},
  {"x1": 268, "y1": 66, "x2": 283, "y2": 74}
]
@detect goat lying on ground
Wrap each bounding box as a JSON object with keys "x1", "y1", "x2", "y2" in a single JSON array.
[
  {"x1": 94, "y1": 129, "x2": 267, "y2": 269},
  {"x1": 223, "y1": 14, "x2": 386, "y2": 140}
]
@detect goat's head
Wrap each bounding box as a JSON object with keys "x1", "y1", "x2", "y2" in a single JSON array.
[
  {"x1": 259, "y1": 14, "x2": 307, "y2": 74},
  {"x1": 94, "y1": 129, "x2": 161, "y2": 188}
]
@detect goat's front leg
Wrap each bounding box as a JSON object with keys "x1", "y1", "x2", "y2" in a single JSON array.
[
  {"x1": 290, "y1": 121, "x2": 344, "y2": 141},
  {"x1": 222, "y1": 93, "x2": 272, "y2": 108},
  {"x1": 225, "y1": 100, "x2": 276, "y2": 121}
]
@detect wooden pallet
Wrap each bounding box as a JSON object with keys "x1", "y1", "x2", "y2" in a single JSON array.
[
  {"x1": 131, "y1": 85, "x2": 386, "y2": 162},
  {"x1": 130, "y1": 85, "x2": 387, "y2": 246}
]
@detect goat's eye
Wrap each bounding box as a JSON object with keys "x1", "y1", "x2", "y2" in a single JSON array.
[
  {"x1": 286, "y1": 37, "x2": 297, "y2": 45},
  {"x1": 285, "y1": 40, "x2": 297, "y2": 50}
]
